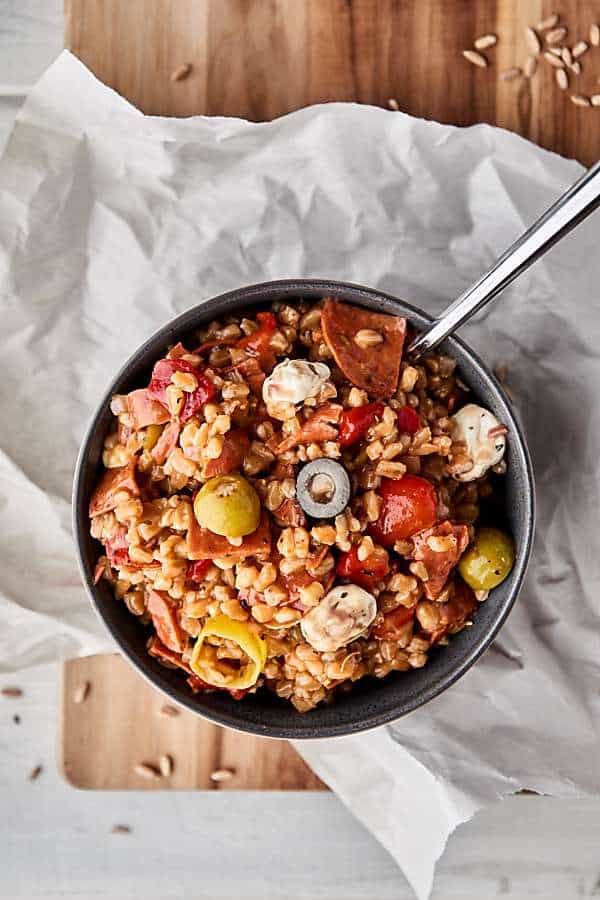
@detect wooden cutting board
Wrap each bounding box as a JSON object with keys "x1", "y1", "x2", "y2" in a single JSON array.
[
  {"x1": 61, "y1": 655, "x2": 325, "y2": 789},
  {"x1": 61, "y1": 0, "x2": 598, "y2": 789}
]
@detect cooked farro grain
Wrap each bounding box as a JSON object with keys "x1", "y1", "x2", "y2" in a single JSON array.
[{"x1": 88, "y1": 298, "x2": 513, "y2": 712}]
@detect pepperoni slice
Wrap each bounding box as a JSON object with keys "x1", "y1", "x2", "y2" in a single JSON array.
[
  {"x1": 410, "y1": 521, "x2": 470, "y2": 600},
  {"x1": 321, "y1": 299, "x2": 406, "y2": 398},
  {"x1": 187, "y1": 510, "x2": 272, "y2": 561}
]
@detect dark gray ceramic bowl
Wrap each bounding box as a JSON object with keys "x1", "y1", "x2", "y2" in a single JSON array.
[{"x1": 73, "y1": 279, "x2": 534, "y2": 739}]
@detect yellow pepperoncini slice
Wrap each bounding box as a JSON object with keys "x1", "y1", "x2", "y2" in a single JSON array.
[
  {"x1": 190, "y1": 614, "x2": 267, "y2": 690},
  {"x1": 143, "y1": 424, "x2": 163, "y2": 451}
]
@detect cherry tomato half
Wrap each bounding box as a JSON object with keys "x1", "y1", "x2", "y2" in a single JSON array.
[
  {"x1": 370, "y1": 475, "x2": 437, "y2": 545},
  {"x1": 396, "y1": 406, "x2": 421, "y2": 435},
  {"x1": 336, "y1": 544, "x2": 389, "y2": 590}
]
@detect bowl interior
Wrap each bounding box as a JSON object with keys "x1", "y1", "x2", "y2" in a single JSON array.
[{"x1": 73, "y1": 279, "x2": 534, "y2": 739}]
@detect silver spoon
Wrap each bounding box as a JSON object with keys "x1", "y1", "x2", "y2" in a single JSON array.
[{"x1": 408, "y1": 160, "x2": 600, "y2": 359}]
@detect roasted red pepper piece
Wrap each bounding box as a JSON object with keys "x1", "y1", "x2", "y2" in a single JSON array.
[
  {"x1": 336, "y1": 544, "x2": 390, "y2": 590},
  {"x1": 338, "y1": 402, "x2": 385, "y2": 448},
  {"x1": 204, "y1": 429, "x2": 250, "y2": 477},
  {"x1": 396, "y1": 406, "x2": 421, "y2": 435},
  {"x1": 148, "y1": 358, "x2": 215, "y2": 422},
  {"x1": 370, "y1": 475, "x2": 437, "y2": 545},
  {"x1": 237, "y1": 311, "x2": 277, "y2": 370},
  {"x1": 373, "y1": 605, "x2": 415, "y2": 639},
  {"x1": 186, "y1": 559, "x2": 212, "y2": 582}
]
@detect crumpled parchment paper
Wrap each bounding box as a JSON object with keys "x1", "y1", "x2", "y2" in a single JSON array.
[{"x1": 1, "y1": 51, "x2": 599, "y2": 899}]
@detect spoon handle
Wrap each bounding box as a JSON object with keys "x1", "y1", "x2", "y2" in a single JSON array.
[{"x1": 408, "y1": 160, "x2": 600, "y2": 359}]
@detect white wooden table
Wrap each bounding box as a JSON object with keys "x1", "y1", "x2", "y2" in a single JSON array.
[{"x1": 1, "y1": 3, "x2": 599, "y2": 898}]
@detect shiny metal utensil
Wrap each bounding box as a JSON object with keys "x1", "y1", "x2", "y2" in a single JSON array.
[{"x1": 408, "y1": 160, "x2": 600, "y2": 359}]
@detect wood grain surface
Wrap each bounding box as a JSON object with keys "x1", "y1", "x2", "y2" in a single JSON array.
[
  {"x1": 65, "y1": 0, "x2": 599, "y2": 164},
  {"x1": 61, "y1": 0, "x2": 598, "y2": 790},
  {"x1": 61, "y1": 654, "x2": 326, "y2": 790}
]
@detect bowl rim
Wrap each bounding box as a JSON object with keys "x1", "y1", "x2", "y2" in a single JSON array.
[{"x1": 73, "y1": 278, "x2": 535, "y2": 739}]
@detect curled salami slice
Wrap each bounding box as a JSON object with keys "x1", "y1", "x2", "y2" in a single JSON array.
[
  {"x1": 147, "y1": 590, "x2": 187, "y2": 653},
  {"x1": 410, "y1": 521, "x2": 470, "y2": 600},
  {"x1": 430, "y1": 579, "x2": 477, "y2": 643},
  {"x1": 89, "y1": 462, "x2": 139, "y2": 517},
  {"x1": 187, "y1": 510, "x2": 272, "y2": 561},
  {"x1": 204, "y1": 429, "x2": 250, "y2": 477},
  {"x1": 321, "y1": 298, "x2": 406, "y2": 398}
]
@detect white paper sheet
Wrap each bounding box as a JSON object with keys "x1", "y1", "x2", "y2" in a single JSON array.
[{"x1": 1, "y1": 52, "x2": 599, "y2": 899}]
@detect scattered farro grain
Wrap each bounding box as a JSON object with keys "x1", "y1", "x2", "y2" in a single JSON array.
[
  {"x1": 591, "y1": 94, "x2": 600, "y2": 106},
  {"x1": 159, "y1": 704, "x2": 180, "y2": 718},
  {"x1": 170, "y1": 63, "x2": 192, "y2": 82},
  {"x1": 72, "y1": 681, "x2": 91, "y2": 704},
  {"x1": 499, "y1": 67, "x2": 522, "y2": 81},
  {"x1": 210, "y1": 767, "x2": 235, "y2": 782},
  {"x1": 525, "y1": 27, "x2": 542, "y2": 55},
  {"x1": 572, "y1": 41, "x2": 589, "y2": 59},
  {"x1": 570, "y1": 94, "x2": 591, "y2": 107},
  {"x1": 354, "y1": 329, "x2": 384, "y2": 349},
  {"x1": 569, "y1": 61, "x2": 581, "y2": 75},
  {"x1": 134, "y1": 762, "x2": 161, "y2": 780},
  {"x1": 548, "y1": 46, "x2": 563, "y2": 57},
  {"x1": 28, "y1": 765, "x2": 43, "y2": 781},
  {"x1": 387, "y1": 98, "x2": 400, "y2": 111},
  {"x1": 474, "y1": 34, "x2": 497, "y2": 50},
  {"x1": 561, "y1": 47, "x2": 573, "y2": 66},
  {"x1": 159, "y1": 754, "x2": 174, "y2": 777},
  {"x1": 462, "y1": 49, "x2": 488, "y2": 68},
  {"x1": 591, "y1": 24, "x2": 600, "y2": 47},
  {"x1": 111, "y1": 825, "x2": 131, "y2": 834},
  {"x1": 546, "y1": 26, "x2": 567, "y2": 45},
  {"x1": 536, "y1": 14, "x2": 559, "y2": 32},
  {"x1": 1, "y1": 687, "x2": 23, "y2": 698},
  {"x1": 544, "y1": 51, "x2": 565, "y2": 68},
  {"x1": 556, "y1": 68, "x2": 569, "y2": 90},
  {"x1": 525, "y1": 56, "x2": 537, "y2": 78}
]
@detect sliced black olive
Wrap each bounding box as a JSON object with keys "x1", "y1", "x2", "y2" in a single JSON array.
[{"x1": 296, "y1": 459, "x2": 351, "y2": 520}]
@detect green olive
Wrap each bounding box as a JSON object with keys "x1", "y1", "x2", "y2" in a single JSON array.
[
  {"x1": 194, "y1": 474, "x2": 261, "y2": 538},
  {"x1": 458, "y1": 527, "x2": 515, "y2": 591}
]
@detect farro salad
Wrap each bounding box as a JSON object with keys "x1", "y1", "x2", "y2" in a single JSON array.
[{"x1": 89, "y1": 298, "x2": 515, "y2": 712}]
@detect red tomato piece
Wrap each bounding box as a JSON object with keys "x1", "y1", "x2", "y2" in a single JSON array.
[
  {"x1": 373, "y1": 605, "x2": 415, "y2": 639},
  {"x1": 148, "y1": 358, "x2": 216, "y2": 422},
  {"x1": 336, "y1": 545, "x2": 389, "y2": 590},
  {"x1": 396, "y1": 406, "x2": 421, "y2": 435},
  {"x1": 370, "y1": 475, "x2": 437, "y2": 545},
  {"x1": 204, "y1": 429, "x2": 250, "y2": 477},
  {"x1": 338, "y1": 402, "x2": 385, "y2": 448},
  {"x1": 186, "y1": 559, "x2": 212, "y2": 582}
]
